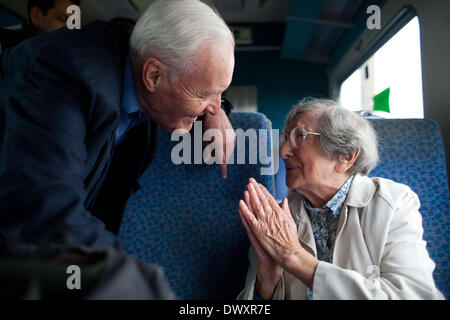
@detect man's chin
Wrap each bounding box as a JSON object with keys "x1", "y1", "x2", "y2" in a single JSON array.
[
  {"x1": 159, "y1": 118, "x2": 195, "y2": 133},
  {"x1": 165, "y1": 123, "x2": 193, "y2": 134}
]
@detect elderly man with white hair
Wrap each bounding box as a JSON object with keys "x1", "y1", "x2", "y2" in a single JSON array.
[
  {"x1": 237, "y1": 98, "x2": 444, "y2": 300},
  {"x1": 0, "y1": 0, "x2": 236, "y2": 248}
]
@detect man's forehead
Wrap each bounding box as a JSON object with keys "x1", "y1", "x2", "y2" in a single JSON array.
[
  {"x1": 196, "y1": 42, "x2": 234, "y2": 68},
  {"x1": 194, "y1": 46, "x2": 234, "y2": 91}
]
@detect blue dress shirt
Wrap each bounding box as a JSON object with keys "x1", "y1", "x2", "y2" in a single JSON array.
[{"x1": 115, "y1": 55, "x2": 148, "y2": 145}]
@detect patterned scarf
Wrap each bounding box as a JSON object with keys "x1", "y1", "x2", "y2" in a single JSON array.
[{"x1": 303, "y1": 176, "x2": 354, "y2": 263}]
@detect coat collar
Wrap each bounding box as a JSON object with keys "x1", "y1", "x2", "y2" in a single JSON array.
[
  {"x1": 343, "y1": 174, "x2": 377, "y2": 208},
  {"x1": 287, "y1": 174, "x2": 376, "y2": 214},
  {"x1": 287, "y1": 174, "x2": 377, "y2": 257}
]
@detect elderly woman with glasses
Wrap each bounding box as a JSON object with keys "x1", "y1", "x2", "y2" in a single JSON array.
[{"x1": 237, "y1": 98, "x2": 443, "y2": 300}]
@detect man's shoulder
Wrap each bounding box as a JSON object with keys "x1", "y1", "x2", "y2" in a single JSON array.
[
  {"x1": 65, "y1": 20, "x2": 133, "y2": 48},
  {"x1": 1, "y1": 20, "x2": 132, "y2": 103},
  {"x1": 2, "y1": 20, "x2": 132, "y2": 75},
  {"x1": 43, "y1": 20, "x2": 131, "y2": 60}
]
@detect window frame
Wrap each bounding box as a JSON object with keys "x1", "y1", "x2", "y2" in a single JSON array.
[{"x1": 332, "y1": 5, "x2": 419, "y2": 101}]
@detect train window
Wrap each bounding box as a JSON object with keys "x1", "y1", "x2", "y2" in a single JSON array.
[{"x1": 339, "y1": 16, "x2": 423, "y2": 118}]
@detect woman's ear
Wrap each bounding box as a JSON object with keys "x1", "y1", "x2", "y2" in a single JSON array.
[
  {"x1": 336, "y1": 149, "x2": 360, "y2": 174},
  {"x1": 142, "y1": 58, "x2": 164, "y2": 92}
]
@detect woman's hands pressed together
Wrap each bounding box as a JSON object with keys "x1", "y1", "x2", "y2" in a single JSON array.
[{"x1": 238, "y1": 178, "x2": 319, "y2": 297}]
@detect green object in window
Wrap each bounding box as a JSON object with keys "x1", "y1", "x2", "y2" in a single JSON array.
[{"x1": 373, "y1": 88, "x2": 390, "y2": 113}]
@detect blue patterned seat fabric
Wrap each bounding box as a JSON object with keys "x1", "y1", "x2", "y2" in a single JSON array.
[
  {"x1": 118, "y1": 112, "x2": 274, "y2": 299},
  {"x1": 367, "y1": 119, "x2": 450, "y2": 299}
]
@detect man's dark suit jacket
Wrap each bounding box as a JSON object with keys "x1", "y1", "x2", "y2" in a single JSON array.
[
  {"x1": 0, "y1": 21, "x2": 153, "y2": 248},
  {"x1": 0, "y1": 25, "x2": 35, "y2": 53}
]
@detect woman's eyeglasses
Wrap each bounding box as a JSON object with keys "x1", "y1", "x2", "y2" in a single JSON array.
[{"x1": 279, "y1": 124, "x2": 321, "y2": 148}]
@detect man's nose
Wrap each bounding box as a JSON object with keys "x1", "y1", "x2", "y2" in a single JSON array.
[{"x1": 205, "y1": 95, "x2": 221, "y2": 116}]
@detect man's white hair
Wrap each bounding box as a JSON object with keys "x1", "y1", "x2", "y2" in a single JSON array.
[{"x1": 130, "y1": 0, "x2": 235, "y2": 83}]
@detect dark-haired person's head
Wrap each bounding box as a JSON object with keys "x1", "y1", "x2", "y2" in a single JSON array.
[{"x1": 28, "y1": 0, "x2": 80, "y2": 34}]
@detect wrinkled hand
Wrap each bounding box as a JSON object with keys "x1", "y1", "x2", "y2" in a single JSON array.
[
  {"x1": 239, "y1": 178, "x2": 303, "y2": 267},
  {"x1": 239, "y1": 178, "x2": 319, "y2": 289},
  {"x1": 238, "y1": 184, "x2": 284, "y2": 298},
  {"x1": 203, "y1": 109, "x2": 236, "y2": 179}
]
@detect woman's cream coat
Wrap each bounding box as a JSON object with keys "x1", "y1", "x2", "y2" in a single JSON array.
[{"x1": 237, "y1": 174, "x2": 444, "y2": 300}]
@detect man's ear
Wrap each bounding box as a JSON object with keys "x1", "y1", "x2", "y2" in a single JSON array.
[
  {"x1": 29, "y1": 6, "x2": 43, "y2": 30},
  {"x1": 336, "y1": 149, "x2": 360, "y2": 174},
  {"x1": 142, "y1": 58, "x2": 164, "y2": 92}
]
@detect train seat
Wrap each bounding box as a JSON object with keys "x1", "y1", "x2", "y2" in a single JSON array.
[
  {"x1": 368, "y1": 118, "x2": 450, "y2": 298},
  {"x1": 118, "y1": 112, "x2": 275, "y2": 299}
]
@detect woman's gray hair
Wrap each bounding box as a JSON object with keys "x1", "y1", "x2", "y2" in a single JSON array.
[
  {"x1": 285, "y1": 98, "x2": 379, "y2": 176},
  {"x1": 129, "y1": 0, "x2": 235, "y2": 83}
]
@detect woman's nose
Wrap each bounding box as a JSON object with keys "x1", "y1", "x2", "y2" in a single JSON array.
[{"x1": 280, "y1": 139, "x2": 294, "y2": 160}]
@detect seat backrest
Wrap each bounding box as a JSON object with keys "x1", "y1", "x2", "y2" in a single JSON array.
[
  {"x1": 368, "y1": 118, "x2": 450, "y2": 298},
  {"x1": 118, "y1": 112, "x2": 274, "y2": 299}
]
